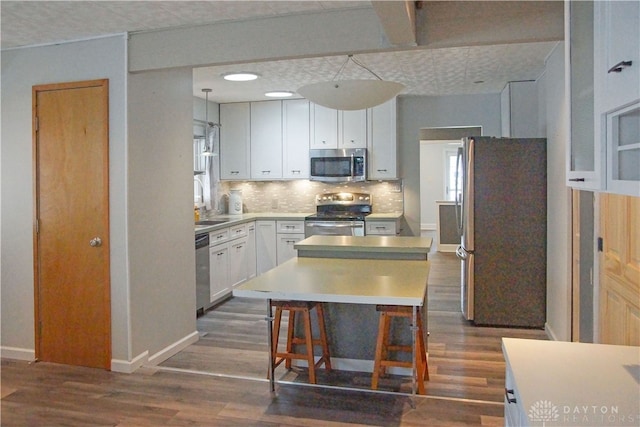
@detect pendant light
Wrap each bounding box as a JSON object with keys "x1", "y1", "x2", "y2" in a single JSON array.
[
  {"x1": 297, "y1": 55, "x2": 404, "y2": 111},
  {"x1": 201, "y1": 88, "x2": 217, "y2": 157}
]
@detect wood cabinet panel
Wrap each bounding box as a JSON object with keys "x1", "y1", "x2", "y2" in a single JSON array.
[{"x1": 599, "y1": 193, "x2": 640, "y2": 345}]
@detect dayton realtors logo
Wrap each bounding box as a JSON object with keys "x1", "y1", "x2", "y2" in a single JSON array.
[
  {"x1": 529, "y1": 400, "x2": 560, "y2": 426},
  {"x1": 528, "y1": 400, "x2": 638, "y2": 426}
]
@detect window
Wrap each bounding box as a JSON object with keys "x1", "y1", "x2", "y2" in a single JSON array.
[{"x1": 444, "y1": 148, "x2": 462, "y2": 201}]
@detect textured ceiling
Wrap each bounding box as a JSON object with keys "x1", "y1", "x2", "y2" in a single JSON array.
[{"x1": 1, "y1": 1, "x2": 559, "y2": 103}]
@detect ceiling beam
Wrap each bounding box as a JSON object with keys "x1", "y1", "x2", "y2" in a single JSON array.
[{"x1": 371, "y1": 1, "x2": 417, "y2": 47}]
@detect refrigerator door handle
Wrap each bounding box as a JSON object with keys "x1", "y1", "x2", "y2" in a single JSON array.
[{"x1": 454, "y1": 146, "x2": 463, "y2": 235}]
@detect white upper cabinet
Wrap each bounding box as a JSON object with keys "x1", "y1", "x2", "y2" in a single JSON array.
[
  {"x1": 282, "y1": 99, "x2": 310, "y2": 179},
  {"x1": 594, "y1": 0, "x2": 640, "y2": 196},
  {"x1": 220, "y1": 103, "x2": 251, "y2": 180},
  {"x1": 500, "y1": 81, "x2": 539, "y2": 138},
  {"x1": 367, "y1": 98, "x2": 398, "y2": 180},
  {"x1": 566, "y1": 0, "x2": 601, "y2": 190},
  {"x1": 310, "y1": 103, "x2": 367, "y2": 149},
  {"x1": 310, "y1": 103, "x2": 338, "y2": 148},
  {"x1": 250, "y1": 101, "x2": 283, "y2": 180},
  {"x1": 339, "y1": 109, "x2": 367, "y2": 148}
]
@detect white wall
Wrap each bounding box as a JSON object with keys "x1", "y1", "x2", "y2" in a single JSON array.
[
  {"x1": 398, "y1": 94, "x2": 501, "y2": 236},
  {"x1": 419, "y1": 141, "x2": 460, "y2": 230},
  {"x1": 543, "y1": 42, "x2": 572, "y2": 341},
  {"x1": 128, "y1": 69, "x2": 198, "y2": 363},
  {"x1": 0, "y1": 36, "x2": 130, "y2": 361}
]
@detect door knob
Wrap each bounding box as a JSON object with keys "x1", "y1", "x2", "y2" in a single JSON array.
[{"x1": 89, "y1": 237, "x2": 102, "y2": 247}]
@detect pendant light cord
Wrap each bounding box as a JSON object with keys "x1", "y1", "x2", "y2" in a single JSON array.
[{"x1": 332, "y1": 55, "x2": 383, "y2": 81}]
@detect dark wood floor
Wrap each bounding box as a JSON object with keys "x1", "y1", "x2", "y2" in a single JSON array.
[{"x1": 1, "y1": 251, "x2": 547, "y2": 426}]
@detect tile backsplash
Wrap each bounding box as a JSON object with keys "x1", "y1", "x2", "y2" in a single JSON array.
[{"x1": 215, "y1": 180, "x2": 403, "y2": 214}]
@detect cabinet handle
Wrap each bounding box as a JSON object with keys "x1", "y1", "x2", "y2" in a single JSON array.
[
  {"x1": 608, "y1": 60, "x2": 633, "y2": 73},
  {"x1": 377, "y1": 169, "x2": 388, "y2": 172},
  {"x1": 505, "y1": 388, "x2": 517, "y2": 404},
  {"x1": 262, "y1": 170, "x2": 271, "y2": 174},
  {"x1": 291, "y1": 170, "x2": 300, "y2": 174},
  {"x1": 568, "y1": 178, "x2": 585, "y2": 182}
]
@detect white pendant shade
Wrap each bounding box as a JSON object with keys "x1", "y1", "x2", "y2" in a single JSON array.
[{"x1": 297, "y1": 79, "x2": 404, "y2": 110}]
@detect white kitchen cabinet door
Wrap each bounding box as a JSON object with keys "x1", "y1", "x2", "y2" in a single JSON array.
[
  {"x1": 283, "y1": 99, "x2": 310, "y2": 179},
  {"x1": 566, "y1": 0, "x2": 601, "y2": 190},
  {"x1": 220, "y1": 103, "x2": 251, "y2": 180},
  {"x1": 250, "y1": 101, "x2": 283, "y2": 180},
  {"x1": 367, "y1": 98, "x2": 398, "y2": 180},
  {"x1": 595, "y1": 1, "x2": 639, "y2": 114},
  {"x1": 339, "y1": 109, "x2": 367, "y2": 148},
  {"x1": 209, "y1": 243, "x2": 229, "y2": 303},
  {"x1": 310, "y1": 103, "x2": 338, "y2": 148},
  {"x1": 255, "y1": 220, "x2": 277, "y2": 275},
  {"x1": 228, "y1": 237, "x2": 249, "y2": 288},
  {"x1": 246, "y1": 222, "x2": 257, "y2": 280},
  {"x1": 276, "y1": 233, "x2": 304, "y2": 265},
  {"x1": 594, "y1": 1, "x2": 640, "y2": 197}
]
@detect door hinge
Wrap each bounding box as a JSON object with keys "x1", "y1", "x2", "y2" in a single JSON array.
[
  {"x1": 34, "y1": 116, "x2": 39, "y2": 132},
  {"x1": 597, "y1": 237, "x2": 603, "y2": 252},
  {"x1": 35, "y1": 219, "x2": 39, "y2": 234}
]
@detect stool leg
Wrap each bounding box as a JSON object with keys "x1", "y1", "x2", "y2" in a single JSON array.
[
  {"x1": 271, "y1": 307, "x2": 283, "y2": 373},
  {"x1": 315, "y1": 303, "x2": 332, "y2": 371},
  {"x1": 417, "y1": 312, "x2": 429, "y2": 382},
  {"x1": 371, "y1": 312, "x2": 388, "y2": 390},
  {"x1": 302, "y1": 308, "x2": 317, "y2": 384},
  {"x1": 284, "y1": 309, "x2": 296, "y2": 369}
]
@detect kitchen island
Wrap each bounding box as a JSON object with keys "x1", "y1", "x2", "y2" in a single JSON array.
[
  {"x1": 233, "y1": 235, "x2": 432, "y2": 393},
  {"x1": 294, "y1": 235, "x2": 433, "y2": 260}
]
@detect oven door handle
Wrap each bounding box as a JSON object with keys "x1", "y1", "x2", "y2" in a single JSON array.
[{"x1": 306, "y1": 222, "x2": 362, "y2": 227}]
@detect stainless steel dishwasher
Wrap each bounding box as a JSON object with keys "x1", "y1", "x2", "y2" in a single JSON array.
[{"x1": 195, "y1": 233, "x2": 209, "y2": 316}]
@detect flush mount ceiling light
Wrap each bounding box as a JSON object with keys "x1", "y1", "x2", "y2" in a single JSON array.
[
  {"x1": 222, "y1": 72, "x2": 260, "y2": 81},
  {"x1": 201, "y1": 88, "x2": 219, "y2": 157},
  {"x1": 297, "y1": 55, "x2": 404, "y2": 111},
  {"x1": 265, "y1": 90, "x2": 294, "y2": 98}
]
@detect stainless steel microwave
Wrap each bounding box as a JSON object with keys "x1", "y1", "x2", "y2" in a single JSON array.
[{"x1": 309, "y1": 148, "x2": 367, "y2": 182}]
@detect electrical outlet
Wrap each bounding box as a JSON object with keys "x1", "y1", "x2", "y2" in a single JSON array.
[
  {"x1": 271, "y1": 199, "x2": 278, "y2": 209},
  {"x1": 390, "y1": 180, "x2": 403, "y2": 193}
]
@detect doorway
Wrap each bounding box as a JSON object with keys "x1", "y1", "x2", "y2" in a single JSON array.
[
  {"x1": 571, "y1": 189, "x2": 594, "y2": 342},
  {"x1": 33, "y1": 79, "x2": 111, "y2": 369}
]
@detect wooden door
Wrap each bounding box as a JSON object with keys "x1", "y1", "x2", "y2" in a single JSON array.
[
  {"x1": 33, "y1": 80, "x2": 111, "y2": 369},
  {"x1": 599, "y1": 193, "x2": 640, "y2": 345}
]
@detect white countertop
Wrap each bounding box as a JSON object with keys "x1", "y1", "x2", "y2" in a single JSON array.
[
  {"x1": 502, "y1": 338, "x2": 640, "y2": 424},
  {"x1": 233, "y1": 257, "x2": 430, "y2": 306}
]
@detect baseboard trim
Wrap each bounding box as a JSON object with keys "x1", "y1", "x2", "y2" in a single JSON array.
[
  {"x1": 111, "y1": 350, "x2": 149, "y2": 373},
  {"x1": 147, "y1": 330, "x2": 200, "y2": 367},
  {"x1": 111, "y1": 331, "x2": 200, "y2": 373},
  {"x1": 0, "y1": 346, "x2": 35, "y2": 361}
]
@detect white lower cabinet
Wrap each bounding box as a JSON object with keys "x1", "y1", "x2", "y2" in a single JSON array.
[
  {"x1": 209, "y1": 222, "x2": 253, "y2": 305},
  {"x1": 276, "y1": 233, "x2": 304, "y2": 265},
  {"x1": 246, "y1": 222, "x2": 257, "y2": 280},
  {"x1": 365, "y1": 219, "x2": 398, "y2": 235},
  {"x1": 504, "y1": 362, "x2": 528, "y2": 427},
  {"x1": 276, "y1": 220, "x2": 305, "y2": 265},
  {"x1": 228, "y1": 237, "x2": 248, "y2": 288},
  {"x1": 209, "y1": 243, "x2": 229, "y2": 304},
  {"x1": 256, "y1": 220, "x2": 277, "y2": 275}
]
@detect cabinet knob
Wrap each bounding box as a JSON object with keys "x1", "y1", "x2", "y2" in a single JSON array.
[{"x1": 608, "y1": 60, "x2": 633, "y2": 73}]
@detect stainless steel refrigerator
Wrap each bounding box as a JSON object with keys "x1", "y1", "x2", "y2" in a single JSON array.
[{"x1": 455, "y1": 137, "x2": 546, "y2": 328}]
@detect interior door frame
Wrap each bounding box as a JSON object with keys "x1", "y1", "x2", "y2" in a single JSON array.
[{"x1": 32, "y1": 79, "x2": 111, "y2": 367}]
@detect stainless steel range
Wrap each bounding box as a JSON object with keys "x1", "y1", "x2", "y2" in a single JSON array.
[{"x1": 304, "y1": 192, "x2": 372, "y2": 237}]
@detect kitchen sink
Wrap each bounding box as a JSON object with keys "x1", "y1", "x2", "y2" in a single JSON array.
[{"x1": 195, "y1": 220, "x2": 228, "y2": 226}]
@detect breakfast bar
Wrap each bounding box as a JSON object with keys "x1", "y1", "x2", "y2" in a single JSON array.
[{"x1": 233, "y1": 235, "x2": 432, "y2": 394}]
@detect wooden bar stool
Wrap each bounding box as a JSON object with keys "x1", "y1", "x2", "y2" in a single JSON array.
[
  {"x1": 270, "y1": 301, "x2": 331, "y2": 384},
  {"x1": 371, "y1": 305, "x2": 429, "y2": 394}
]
